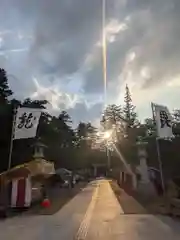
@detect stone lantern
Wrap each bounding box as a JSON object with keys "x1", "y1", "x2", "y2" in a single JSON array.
[
  {"x1": 32, "y1": 141, "x2": 47, "y2": 159},
  {"x1": 30, "y1": 140, "x2": 55, "y2": 177},
  {"x1": 136, "y1": 140, "x2": 149, "y2": 184},
  {"x1": 136, "y1": 138, "x2": 156, "y2": 196}
]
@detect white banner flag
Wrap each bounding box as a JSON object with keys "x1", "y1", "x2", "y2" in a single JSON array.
[
  {"x1": 14, "y1": 108, "x2": 41, "y2": 140},
  {"x1": 153, "y1": 103, "x2": 173, "y2": 139}
]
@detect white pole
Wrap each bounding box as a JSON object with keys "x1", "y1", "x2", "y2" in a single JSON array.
[
  {"x1": 7, "y1": 107, "x2": 17, "y2": 170},
  {"x1": 151, "y1": 103, "x2": 165, "y2": 192}
]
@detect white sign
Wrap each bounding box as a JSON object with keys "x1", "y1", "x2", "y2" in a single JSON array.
[
  {"x1": 14, "y1": 108, "x2": 41, "y2": 139},
  {"x1": 153, "y1": 103, "x2": 173, "y2": 139}
]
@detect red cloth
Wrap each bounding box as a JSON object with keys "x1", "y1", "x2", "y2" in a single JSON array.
[{"x1": 16, "y1": 179, "x2": 26, "y2": 207}]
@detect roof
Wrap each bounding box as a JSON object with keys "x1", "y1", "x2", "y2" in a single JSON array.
[
  {"x1": 56, "y1": 168, "x2": 72, "y2": 175},
  {"x1": 31, "y1": 141, "x2": 47, "y2": 148},
  {"x1": 0, "y1": 159, "x2": 55, "y2": 180}
]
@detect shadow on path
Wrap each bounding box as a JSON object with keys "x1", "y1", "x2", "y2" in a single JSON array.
[
  {"x1": 110, "y1": 180, "x2": 148, "y2": 214},
  {"x1": 28, "y1": 182, "x2": 87, "y2": 215},
  {"x1": 0, "y1": 182, "x2": 87, "y2": 220}
]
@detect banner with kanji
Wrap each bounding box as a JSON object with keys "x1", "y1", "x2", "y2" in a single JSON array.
[
  {"x1": 153, "y1": 103, "x2": 173, "y2": 139},
  {"x1": 14, "y1": 108, "x2": 41, "y2": 139}
]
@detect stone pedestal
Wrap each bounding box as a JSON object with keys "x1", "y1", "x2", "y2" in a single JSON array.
[
  {"x1": 136, "y1": 141, "x2": 156, "y2": 197},
  {"x1": 137, "y1": 181, "x2": 156, "y2": 198}
]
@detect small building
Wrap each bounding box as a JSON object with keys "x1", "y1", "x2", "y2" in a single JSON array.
[{"x1": 0, "y1": 141, "x2": 55, "y2": 209}]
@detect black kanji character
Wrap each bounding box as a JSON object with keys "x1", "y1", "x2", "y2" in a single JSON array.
[
  {"x1": 17, "y1": 112, "x2": 36, "y2": 129},
  {"x1": 17, "y1": 112, "x2": 27, "y2": 129},
  {"x1": 159, "y1": 110, "x2": 171, "y2": 128},
  {"x1": 25, "y1": 113, "x2": 35, "y2": 129}
]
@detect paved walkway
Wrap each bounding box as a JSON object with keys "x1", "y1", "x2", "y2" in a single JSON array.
[
  {"x1": 0, "y1": 179, "x2": 180, "y2": 239},
  {"x1": 0, "y1": 181, "x2": 96, "y2": 240},
  {"x1": 85, "y1": 180, "x2": 180, "y2": 240},
  {"x1": 76, "y1": 179, "x2": 123, "y2": 239}
]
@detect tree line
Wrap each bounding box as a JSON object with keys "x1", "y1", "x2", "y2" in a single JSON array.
[
  {"x1": 101, "y1": 84, "x2": 180, "y2": 180},
  {"x1": 1, "y1": 67, "x2": 180, "y2": 180},
  {"x1": 0, "y1": 68, "x2": 112, "y2": 173}
]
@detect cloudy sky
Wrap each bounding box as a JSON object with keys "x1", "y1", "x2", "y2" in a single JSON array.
[{"x1": 1, "y1": 0, "x2": 180, "y2": 125}]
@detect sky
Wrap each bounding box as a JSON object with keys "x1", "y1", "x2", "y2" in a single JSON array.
[{"x1": 1, "y1": 0, "x2": 180, "y2": 126}]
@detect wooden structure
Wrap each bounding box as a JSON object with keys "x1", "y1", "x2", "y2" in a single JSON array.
[{"x1": 0, "y1": 141, "x2": 55, "y2": 209}]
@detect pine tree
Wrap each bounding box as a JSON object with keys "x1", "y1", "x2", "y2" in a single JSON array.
[
  {"x1": 101, "y1": 104, "x2": 125, "y2": 133},
  {"x1": 0, "y1": 68, "x2": 12, "y2": 103},
  {"x1": 123, "y1": 84, "x2": 138, "y2": 128}
]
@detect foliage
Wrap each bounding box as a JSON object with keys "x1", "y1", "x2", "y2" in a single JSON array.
[
  {"x1": 172, "y1": 109, "x2": 180, "y2": 136},
  {"x1": 100, "y1": 85, "x2": 140, "y2": 166},
  {"x1": 123, "y1": 84, "x2": 138, "y2": 129},
  {"x1": 0, "y1": 68, "x2": 106, "y2": 173},
  {"x1": 1, "y1": 67, "x2": 180, "y2": 180},
  {"x1": 0, "y1": 68, "x2": 13, "y2": 104}
]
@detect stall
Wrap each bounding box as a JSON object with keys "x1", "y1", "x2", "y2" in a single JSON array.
[{"x1": 0, "y1": 159, "x2": 55, "y2": 209}]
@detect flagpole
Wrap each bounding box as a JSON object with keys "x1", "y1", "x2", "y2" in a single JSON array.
[
  {"x1": 151, "y1": 102, "x2": 165, "y2": 192},
  {"x1": 7, "y1": 107, "x2": 17, "y2": 170},
  {"x1": 155, "y1": 137, "x2": 165, "y2": 192}
]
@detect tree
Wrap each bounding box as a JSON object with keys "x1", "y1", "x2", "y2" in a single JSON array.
[
  {"x1": 57, "y1": 111, "x2": 74, "y2": 148},
  {"x1": 59, "y1": 111, "x2": 72, "y2": 125},
  {"x1": 75, "y1": 122, "x2": 98, "y2": 169},
  {"x1": 0, "y1": 68, "x2": 13, "y2": 104},
  {"x1": 76, "y1": 122, "x2": 90, "y2": 139},
  {"x1": 10, "y1": 98, "x2": 21, "y2": 108},
  {"x1": 103, "y1": 104, "x2": 123, "y2": 127},
  {"x1": 22, "y1": 98, "x2": 48, "y2": 109},
  {"x1": 143, "y1": 118, "x2": 156, "y2": 137},
  {"x1": 123, "y1": 84, "x2": 138, "y2": 129},
  {"x1": 76, "y1": 122, "x2": 96, "y2": 145},
  {"x1": 0, "y1": 69, "x2": 13, "y2": 171},
  {"x1": 101, "y1": 104, "x2": 126, "y2": 141},
  {"x1": 99, "y1": 88, "x2": 139, "y2": 167},
  {"x1": 173, "y1": 109, "x2": 180, "y2": 122},
  {"x1": 172, "y1": 109, "x2": 180, "y2": 136}
]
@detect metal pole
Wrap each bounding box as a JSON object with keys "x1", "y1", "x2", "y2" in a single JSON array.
[
  {"x1": 151, "y1": 102, "x2": 165, "y2": 192},
  {"x1": 7, "y1": 107, "x2": 17, "y2": 170},
  {"x1": 156, "y1": 138, "x2": 165, "y2": 191}
]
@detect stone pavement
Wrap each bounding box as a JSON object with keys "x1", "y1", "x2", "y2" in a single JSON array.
[
  {"x1": 1, "y1": 179, "x2": 180, "y2": 239},
  {"x1": 76, "y1": 179, "x2": 123, "y2": 239},
  {"x1": 85, "y1": 180, "x2": 180, "y2": 240},
  {"x1": 0, "y1": 181, "x2": 96, "y2": 240}
]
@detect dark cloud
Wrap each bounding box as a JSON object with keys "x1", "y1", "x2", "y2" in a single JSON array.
[
  {"x1": 0, "y1": 0, "x2": 180, "y2": 122},
  {"x1": 88, "y1": 0, "x2": 180, "y2": 91},
  {"x1": 125, "y1": 0, "x2": 180, "y2": 88},
  {"x1": 28, "y1": 0, "x2": 103, "y2": 76},
  {"x1": 68, "y1": 102, "x2": 103, "y2": 125}
]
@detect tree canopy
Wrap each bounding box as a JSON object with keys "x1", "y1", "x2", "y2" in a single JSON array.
[
  {"x1": 1, "y1": 69, "x2": 180, "y2": 181},
  {"x1": 0, "y1": 69, "x2": 106, "y2": 173}
]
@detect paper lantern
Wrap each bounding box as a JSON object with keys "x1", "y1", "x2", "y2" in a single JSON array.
[{"x1": 41, "y1": 198, "x2": 51, "y2": 208}]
